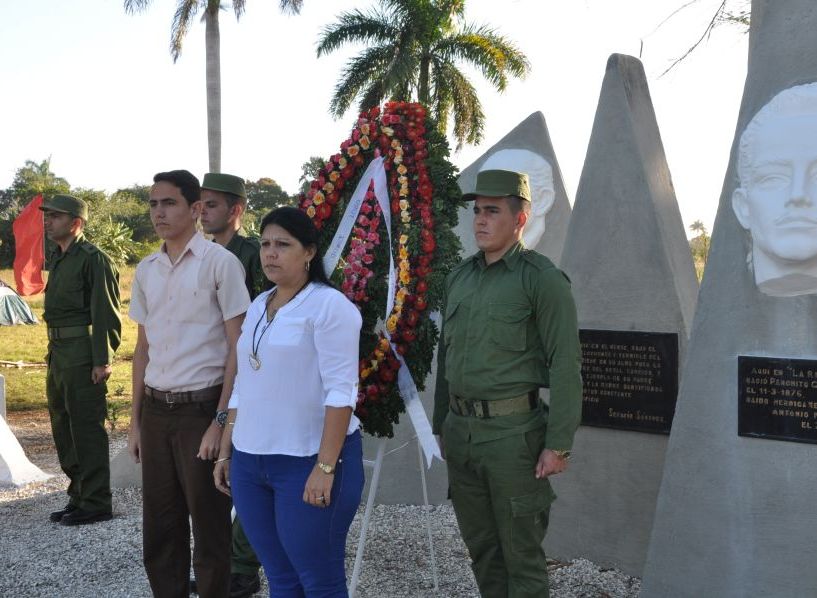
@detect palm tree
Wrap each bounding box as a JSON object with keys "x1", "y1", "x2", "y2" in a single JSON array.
[
  {"x1": 317, "y1": 0, "x2": 530, "y2": 149},
  {"x1": 124, "y1": 0, "x2": 303, "y2": 172}
]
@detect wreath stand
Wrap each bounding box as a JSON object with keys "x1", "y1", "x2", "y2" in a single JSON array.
[{"x1": 349, "y1": 436, "x2": 440, "y2": 597}]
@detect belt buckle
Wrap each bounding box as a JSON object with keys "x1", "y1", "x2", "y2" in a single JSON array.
[{"x1": 163, "y1": 392, "x2": 176, "y2": 405}]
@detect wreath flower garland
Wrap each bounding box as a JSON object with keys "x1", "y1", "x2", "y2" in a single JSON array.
[{"x1": 297, "y1": 102, "x2": 463, "y2": 438}]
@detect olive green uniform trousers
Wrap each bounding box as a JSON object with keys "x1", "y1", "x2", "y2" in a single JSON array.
[
  {"x1": 443, "y1": 410, "x2": 556, "y2": 598},
  {"x1": 46, "y1": 340, "x2": 111, "y2": 513}
]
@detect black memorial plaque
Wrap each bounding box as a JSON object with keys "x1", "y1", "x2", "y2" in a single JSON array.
[
  {"x1": 738, "y1": 356, "x2": 817, "y2": 444},
  {"x1": 580, "y1": 329, "x2": 678, "y2": 434}
]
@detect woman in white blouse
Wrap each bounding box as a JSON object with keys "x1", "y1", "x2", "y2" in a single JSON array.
[{"x1": 214, "y1": 207, "x2": 363, "y2": 596}]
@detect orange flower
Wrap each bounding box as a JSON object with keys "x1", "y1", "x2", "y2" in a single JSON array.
[
  {"x1": 306, "y1": 205, "x2": 316, "y2": 218},
  {"x1": 323, "y1": 182, "x2": 335, "y2": 194},
  {"x1": 391, "y1": 139, "x2": 401, "y2": 150},
  {"x1": 359, "y1": 136, "x2": 370, "y2": 150},
  {"x1": 399, "y1": 270, "x2": 411, "y2": 285},
  {"x1": 329, "y1": 171, "x2": 340, "y2": 182},
  {"x1": 347, "y1": 145, "x2": 360, "y2": 157},
  {"x1": 361, "y1": 123, "x2": 371, "y2": 136},
  {"x1": 313, "y1": 191, "x2": 325, "y2": 205}
]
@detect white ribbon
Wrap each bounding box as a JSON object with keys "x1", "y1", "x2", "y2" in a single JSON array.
[{"x1": 323, "y1": 157, "x2": 441, "y2": 466}]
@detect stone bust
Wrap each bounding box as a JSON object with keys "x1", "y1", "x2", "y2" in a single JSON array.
[
  {"x1": 732, "y1": 82, "x2": 817, "y2": 297},
  {"x1": 481, "y1": 149, "x2": 556, "y2": 250}
]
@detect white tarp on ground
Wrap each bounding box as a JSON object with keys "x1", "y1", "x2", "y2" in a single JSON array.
[
  {"x1": 0, "y1": 415, "x2": 50, "y2": 487},
  {"x1": 0, "y1": 282, "x2": 37, "y2": 326}
]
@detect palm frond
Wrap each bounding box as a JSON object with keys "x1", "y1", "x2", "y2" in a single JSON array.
[
  {"x1": 170, "y1": 0, "x2": 201, "y2": 62},
  {"x1": 233, "y1": 0, "x2": 246, "y2": 19},
  {"x1": 435, "y1": 25, "x2": 530, "y2": 91},
  {"x1": 317, "y1": 8, "x2": 399, "y2": 57},
  {"x1": 433, "y1": 60, "x2": 483, "y2": 148},
  {"x1": 330, "y1": 45, "x2": 397, "y2": 118},
  {"x1": 123, "y1": 0, "x2": 153, "y2": 14},
  {"x1": 279, "y1": 0, "x2": 303, "y2": 15}
]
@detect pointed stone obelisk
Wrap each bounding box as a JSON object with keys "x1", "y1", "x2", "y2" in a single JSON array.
[
  {"x1": 0, "y1": 416, "x2": 50, "y2": 487},
  {"x1": 642, "y1": 2, "x2": 817, "y2": 595},
  {"x1": 546, "y1": 54, "x2": 699, "y2": 576},
  {"x1": 455, "y1": 111, "x2": 572, "y2": 264}
]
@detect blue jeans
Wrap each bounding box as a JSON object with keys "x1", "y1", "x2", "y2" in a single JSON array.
[{"x1": 231, "y1": 431, "x2": 364, "y2": 597}]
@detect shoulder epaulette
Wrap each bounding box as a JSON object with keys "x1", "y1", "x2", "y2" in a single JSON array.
[
  {"x1": 520, "y1": 249, "x2": 556, "y2": 272},
  {"x1": 79, "y1": 241, "x2": 99, "y2": 255}
]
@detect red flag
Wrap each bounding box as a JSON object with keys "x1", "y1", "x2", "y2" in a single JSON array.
[{"x1": 12, "y1": 194, "x2": 45, "y2": 296}]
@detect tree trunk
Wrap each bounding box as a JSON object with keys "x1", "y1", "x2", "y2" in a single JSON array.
[
  {"x1": 418, "y1": 54, "x2": 430, "y2": 105},
  {"x1": 205, "y1": 6, "x2": 221, "y2": 173}
]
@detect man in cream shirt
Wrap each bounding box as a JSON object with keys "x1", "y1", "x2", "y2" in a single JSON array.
[{"x1": 128, "y1": 169, "x2": 250, "y2": 598}]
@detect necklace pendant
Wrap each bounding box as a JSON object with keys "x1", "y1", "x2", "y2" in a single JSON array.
[{"x1": 249, "y1": 354, "x2": 261, "y2": 370}]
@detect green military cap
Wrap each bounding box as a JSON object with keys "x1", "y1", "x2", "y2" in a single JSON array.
[
  {"x1": 39, "y1": 194, "x2": 89, "y2": 221},
  {"x1": 201, "y1": 172, "x2": 246, "y2": 198},
  {"x1": 462, "y1": 169, "x2": 532, "y2": 203}
]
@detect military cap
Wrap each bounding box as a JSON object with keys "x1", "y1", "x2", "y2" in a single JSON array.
[
  {"x1": 462, "y1": 169, "x2": 532, "y2": 203},
  {"x1": 201, "y1": 173, "x2": 246, "y2": 198},
  {"x1": 39, "y1": 194, "x2": 89, "y2": 221}
]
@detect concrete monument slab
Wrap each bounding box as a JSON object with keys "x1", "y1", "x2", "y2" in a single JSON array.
[
  {"x1": 456, "y1": 111, "x2": 572, "y2": 264},
  {"x1": 642, "y1": 2, "x2": 817, "y2": 595},
  {"x1": 548, "y1": 53, "x2": 698, "y2": 576},
  {"x1": 0, "y1": 415, "x2": 50, "y2": 487}
]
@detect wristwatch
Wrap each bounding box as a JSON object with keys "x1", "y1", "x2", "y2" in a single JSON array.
[
  {"x1": 215, "y1": 410, "x2": 229, "y2": 428},
  {"x1": 317, "y1": 461, "x2": 336, "y2": 474},
  {"x1": 552, "y1": 449, "x2": 571, "y2": 460}
]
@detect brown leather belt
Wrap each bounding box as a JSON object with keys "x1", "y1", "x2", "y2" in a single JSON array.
[
  {"x1": 450, "y1": 391, "x2": 540, "y2": 419},
  {"x1": 47, "y1": 325, "x2": 91, "y2": 341},
  {"x1": 145, "y1": 384, "x2": 222, "y2": 405}
]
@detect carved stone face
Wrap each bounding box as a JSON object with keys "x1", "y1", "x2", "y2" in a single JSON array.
[
  {"x1": 734, "y1": 115, "x2": 817, "y2": 260},
  {"x1": 481, "y1": 149, "x2": 555, "y2": 249},
  {"x1": 732, "y1": 84, "x2": 817, "y2": 296}
]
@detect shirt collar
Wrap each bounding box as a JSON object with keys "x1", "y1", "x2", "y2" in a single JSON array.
[
  {"x1": 224, "y1": 232, "x2": 243, "y2": 254},
  {"x1": 150, "y1": 231, "x2": 208, "y2": 264},
  {"x1": 473, "y1": 241, "x2": 525, "y2": 271},
  {"x1": 54, "y1": 234, "x2": 84, "y2": 259}
]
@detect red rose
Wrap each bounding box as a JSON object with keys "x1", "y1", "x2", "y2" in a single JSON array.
[
  {"x1": 403, "y1": 330, "x2": 417, "y2": 343},
  {"x1": 316, "y1": 203, "x2": 331, "y2": 220},
  {"x1": 415, "y1": 295, "x2": 427, "y2": 311},
  {"x1": 416, "y1": 281, "x2": 428, "y2": 294}
]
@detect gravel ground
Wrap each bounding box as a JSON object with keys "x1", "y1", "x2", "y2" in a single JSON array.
[{"x1": 1, "y1": 434, "x2": 640, "y2": 597}]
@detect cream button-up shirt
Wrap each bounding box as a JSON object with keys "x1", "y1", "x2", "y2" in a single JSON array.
[{"x1": 129, "y1": 232, "x2": 250, "y2": 392}]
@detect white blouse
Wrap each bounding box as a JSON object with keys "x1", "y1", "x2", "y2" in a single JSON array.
[{"x1": 229, "y1": 282, "x2": 362, "y2": 456}]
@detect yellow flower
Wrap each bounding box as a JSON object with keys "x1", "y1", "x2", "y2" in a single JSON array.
[
  {"x1": 361, "y1": 368, "x2": 371, "y2": 379},
  {"x1": 374, "y1": 349, "x2": 384, "y2": 360},
  {"x1": 399, "y1": 199, "x2": 409, "y2": 211},
  {"x1": 378, "y1": 338, "x2": 390, "y2": 352},
  {"x1": 401, "y1": 213, "x2": 411, "y2": 223},
  {"x1": 387, "y1": 315, "x2": 399, "y2": 333},
  {"x1": 313, "y1": 191, "x2": 325, "y2": 205},
  {"x1": 399, "y1": 234, "x2": 408, "y2": 244},
  {"x1": 382, "y1": 126, "x2": 394, "y2": 136},
  {"x1": 396, "y1": 288, "x2": 408, "y2": 301},
  {"x1": 359, "y1": 136, "x2": 370, "y2": 150},
  {"x1": 393, "y1": 155, "x2": 403, "y2": 165},
  {"x1": 399, "y1": 247, "x2": 408, "y2": 260},
  {"x1": 399, "y1": 270, "x2": 411, "y2": 284},
  {"x1": 348, "y1": 145, "x2": 360, "y2": 157},
  {"x1": 370, "y1": 360, "x2": 380, "y2": 371},
  {"x1": 361, "y1": 123, "x2": 370, "y2": 135},
  {"x1": 329, "y1": 171, "x2": 340, "y2": 182},
  {"x1": 323, "y1": 182, "x2": 334, "y2": 194},
  {"x1": 339, "y1": 157, "x2": 348, "y2": 169},
  {"x1": 397, "y1": 164, "x2": 408, "y2": 175},
  {"x1": 398, "y1": 175, "x2": 407, "y2": 185},
  {"x1": 306, "y1": 206, "x2": 316, "y2": 218}
]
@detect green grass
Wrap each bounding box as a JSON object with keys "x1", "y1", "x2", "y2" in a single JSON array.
[{"x1": 1, "y1": 267, "x2": 137, "y2": 423}]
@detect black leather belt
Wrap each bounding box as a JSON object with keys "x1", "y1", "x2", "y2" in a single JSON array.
[
  {"x1": 145, "y1": 384, "x2": 222, "y2": 405},
  {"x1": 450, "y1": 391, "x2": 539, "y2": 419},
  {"x1": 47, "y1": 325, "x2": 91, "y2": 341}
]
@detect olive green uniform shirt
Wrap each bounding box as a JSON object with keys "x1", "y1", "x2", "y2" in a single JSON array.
[
  {"x1": 432, "y1": 242, "x2": 582, "y2": 450},
  {"x1": 224, "y1": 232, "x2": 270, "y2": 300},
  {"x1": 43, "y1": 234, "x2": 122, "y2": 367}
]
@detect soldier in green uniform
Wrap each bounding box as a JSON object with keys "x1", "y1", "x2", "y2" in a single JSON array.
[
  {"x1": 41, "y1": 195, "x2": 122, "y2": 526},
  {"x1": 199, "y1": 172, "x2": 265, "y2": 597},
  {"x1": 433, "y1": 170, "x2": 582, "y2": 597},
  {"x1": 201, "y1": 173, "x2": 270, "y2": 299}
]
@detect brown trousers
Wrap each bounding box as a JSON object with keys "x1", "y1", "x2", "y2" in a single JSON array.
[{"x1": 140, "y1": 395, "x2": 231, "y2": 598}]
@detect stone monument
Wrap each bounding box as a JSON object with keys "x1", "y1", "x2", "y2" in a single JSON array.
[
  {"x1": 642, "y1": 2, "x2": 817, "y2": 595},
  {"x1": 547, "y1": 54, "x2": 699, "y2": 576},
  {"x1": 0, "y1": 415, "x2": 50, "y2": 487},
  {"x1": 456, "y1": 111, "x2": 572, "y2": 264}
]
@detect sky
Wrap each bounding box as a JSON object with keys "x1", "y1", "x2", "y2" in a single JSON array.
[{"x1": 1, "y1": 0, "x2": 749, "y2": 235}]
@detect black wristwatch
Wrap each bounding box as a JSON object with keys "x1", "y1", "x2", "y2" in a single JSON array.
[{"x1": 215, "y1": 410, "x2": 229, "y2": 428}]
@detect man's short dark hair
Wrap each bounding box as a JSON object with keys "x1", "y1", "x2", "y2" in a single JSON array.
[
  {"x1": 153, "y1": 170, "x2": 201, "y2": 205},
  {"x1": 505, "y1": 195, "x2": 531, "y2": 216},
  {"x1": 217, "y1": 190, "x2": 246, "y2": 210}
]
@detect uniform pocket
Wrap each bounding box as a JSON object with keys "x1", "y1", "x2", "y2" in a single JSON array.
[
  {"x1": 488, "y1": 302, "x2": 530, "y2": 351},
  {"x1": 442, "y1": 301, "x2": 462, "y2": 348},
  {"x1": 510, "y1": 485, "x2": 556, "y2": 554}
]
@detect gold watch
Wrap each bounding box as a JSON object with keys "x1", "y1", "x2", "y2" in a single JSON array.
[
  {"x1": 317, "y1": 461, "x2": 336, "y2": 474},
  {"x1": 552, "y1": 449, "x2": 571, "y2": 460}
]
